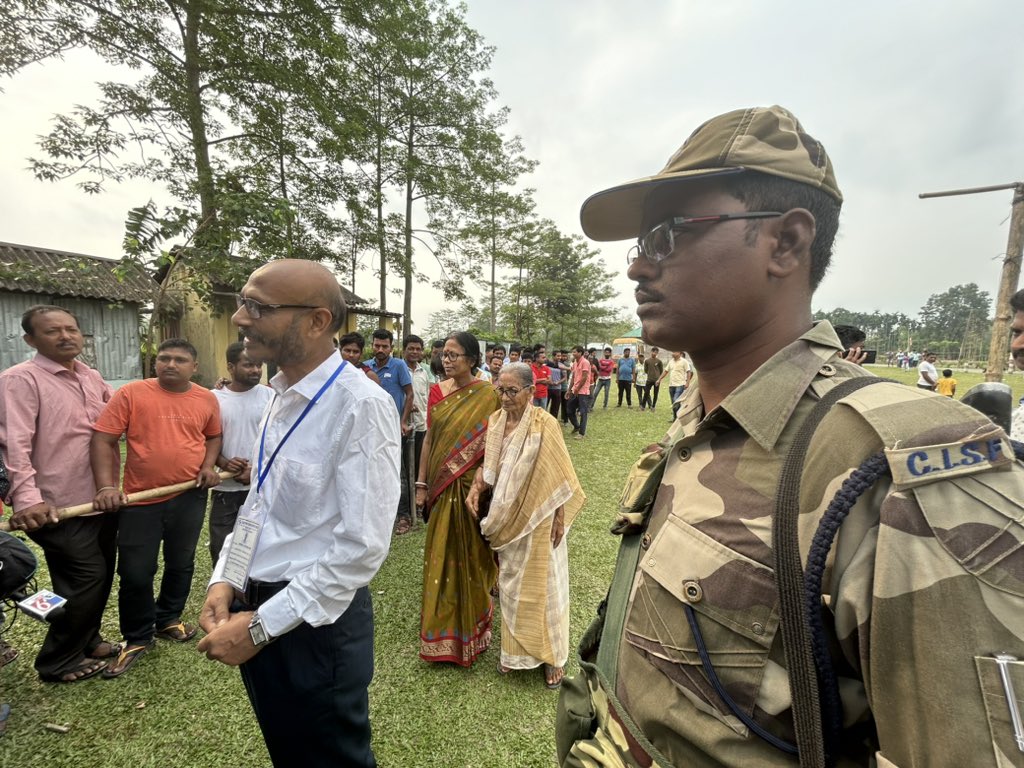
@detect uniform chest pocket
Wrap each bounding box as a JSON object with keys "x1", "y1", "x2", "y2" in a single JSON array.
[{"x1": 624, "y1": 514, "x2": 781, "y2": 732}]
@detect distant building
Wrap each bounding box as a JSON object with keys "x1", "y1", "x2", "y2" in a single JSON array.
[{"x1": 0, "y1": 241, "x2": 157, "y2": 385}]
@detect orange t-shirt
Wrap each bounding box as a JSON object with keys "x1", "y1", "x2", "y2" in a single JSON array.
[{"x1": 94, "y1": 379, "x2": 221, "y2": 503}]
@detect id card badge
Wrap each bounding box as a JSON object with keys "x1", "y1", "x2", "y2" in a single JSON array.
[{"x1": 221, "y1": 506, "x2": 265, "y2": 591}]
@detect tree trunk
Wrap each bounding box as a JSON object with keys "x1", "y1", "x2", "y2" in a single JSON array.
[
  {"x1": 182, "y1": 4, "x2": 216, "y2": 230},
  {"x1": 403, "y1": 116, "x2": 415, "y2": 338}
]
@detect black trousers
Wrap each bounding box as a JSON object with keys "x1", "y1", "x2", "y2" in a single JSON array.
[
  {"x1": 635, "y1": 384, "x2": 649, "y2": 409},
  {"x1": 28, "y1": 513, "x2": 117, "y2": 678},
  {"x1": 616, "y1": 379, "x2": 633, "y2": 406},
  {"x1": 646, "y1": 382, "x2": 661, "y2": 409},
  {"x1": 548, "y1": 388, "x2": 565, "y2": 422},
  {"x1": 209, "y1": 490, "x2": 247, "y2": 566},
  {"x1": 240, "y1": 585, "x2": 376, "y2": 767},
  {"x1": 116, "y1": 488, "x2": 206, "y2": 645}
]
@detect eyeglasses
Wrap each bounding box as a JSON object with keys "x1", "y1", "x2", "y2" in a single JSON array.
[
  {"x1": 234, "y1": 294, "x2": 320, "y2": 319},
  {"x1": 496, "y1": 387, "x2": 529, "y2": 398},
  {"x1": 628, "y1": 211, "x2": 784, "y2": 265},
  {"x1": 440, "y1": 351, "x2": 467, "y2": 361}
]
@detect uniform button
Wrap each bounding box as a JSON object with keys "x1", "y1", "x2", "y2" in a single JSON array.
[
  {"x1": 752, "y1": 622, "x2": 765, "y2": 636},
  {"x1": 647, "y1": 558, "x2": 656, "y2": 568},
  {"x1": 641, "y1": 533, "x2": 652, "y2": 549},
  {"x1": 677, "y1": 446, "x2": 692, "y2": 461},
  {"x1": 682, "y1": 580, "x2": 703, "y2": 602},
  {"x1": 818, "y1": 364, "x2": 836, "y2": 377}
]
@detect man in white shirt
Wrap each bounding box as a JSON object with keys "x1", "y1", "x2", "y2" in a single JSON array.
[
  {"x1": 917, "y1": 351, "x2": 938, "y2": 391},
  {"x1": 209, "y1": 342, "x2": 273, "y2": 564},
  {"x1": 198, "y1": 260, "x2": 400, "y2": 768},
  {"x1": 403, "y1": 334, "x2": 433, "y2": 522},
  {"x1": 658, "y1": 350, "x2": 693, "y2": 421}
]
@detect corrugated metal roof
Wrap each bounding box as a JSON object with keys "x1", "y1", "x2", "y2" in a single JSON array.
[{"x1": 0, "y1": 241, "x2": 157, "y2": 303}]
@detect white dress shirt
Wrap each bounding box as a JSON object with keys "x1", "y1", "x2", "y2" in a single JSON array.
[
  {"x1": 210, "y1": 384, "x2": 274, "y2": 492},
  {"x1": 211, "y1": 351, "x2": 401, "y2": 637}
]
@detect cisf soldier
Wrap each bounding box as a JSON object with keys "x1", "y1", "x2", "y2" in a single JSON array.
[{"x1": 557, "y1": 105, "x2": 1024, "y2": 767}]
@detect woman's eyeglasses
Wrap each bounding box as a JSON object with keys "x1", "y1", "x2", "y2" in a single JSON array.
[
  {"x1": 440, "y1": 351, "x2": 468, "y2": 361},
  {"x1": 496, "y1": 387, "x2": 529, "y2": 398}
]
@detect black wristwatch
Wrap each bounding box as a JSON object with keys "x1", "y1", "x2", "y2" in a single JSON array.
[{"x1": 248, "y1": 612, "x2": 273, "y2": 647}]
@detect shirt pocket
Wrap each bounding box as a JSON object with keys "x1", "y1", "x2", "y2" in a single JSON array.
[
  {"x1": 624, "y1": 513, "x2": 780, "y2": 734},
  {"x1": 266, "y1": 457, "x2": 323, "y2": 535},
  {"x1": 974, "y1": 655, "x2": 1024, "y2": 766}
]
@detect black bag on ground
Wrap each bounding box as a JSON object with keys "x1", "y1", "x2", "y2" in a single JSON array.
[{"x1": 0, "y1": 532, "x2": 37, "y2": 599}]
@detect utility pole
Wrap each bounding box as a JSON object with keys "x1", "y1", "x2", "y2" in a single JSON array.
[{"x1": 920, "y1": 182, "x2": 1024, "y2": 382}]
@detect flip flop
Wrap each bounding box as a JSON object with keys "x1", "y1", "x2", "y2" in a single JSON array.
[
  {"x1": 0, "y1": 640, "x2": 18, "y2": 668},
  {"x1": 42, "y1": 657, "x2": 108, "y2": 683},
  {"x1": 102, "y1": 643, "x2": 153, "y2": 679},
  {"x1": 496, "y1": 662, "x2": 511, "y2": 676},
  {"x1": 544, "y1": 664, "x2": 564, "y2": 690}
]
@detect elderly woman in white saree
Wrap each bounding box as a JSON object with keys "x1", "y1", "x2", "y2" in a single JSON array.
[{"x1": 466, "y1": 363, "x2": 585, "y2": 689}]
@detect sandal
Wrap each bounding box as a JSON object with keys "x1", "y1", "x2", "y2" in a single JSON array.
[
  {"x1": 0, "y1": 640, "x2": 18, "y2": 668},
  {"x1": 88, "y1": 641, "x2": 122, "y2": 660},
  {"x1": 155, "y1": 622, "x2": 197, "y2": 643},
  {"x1": 42, "y1": 657, "x2": 108, "y2": 683},
  {"x1": 102, "y1": 643, "x2": 153, "y2": 679},
  {"x1": 496, "y1": 661, "x2": 511, "y2": 675},
  {"x1": 544, "y1": 664, "x2": 564, "y2": 690},
  {"x1": 394, "y1": 517, "x2": 412, "y2": 536}
]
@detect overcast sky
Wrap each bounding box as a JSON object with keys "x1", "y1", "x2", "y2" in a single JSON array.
[{"x1": 2, "y1": 0, "x2": 1022, "y2": 333}]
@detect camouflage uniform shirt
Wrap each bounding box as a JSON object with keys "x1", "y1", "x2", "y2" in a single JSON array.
[{"x1": 565, "y1": 322, "x2": 1024, "y2": 767}]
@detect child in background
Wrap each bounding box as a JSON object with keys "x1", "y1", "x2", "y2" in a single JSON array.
[{"x1": 935, "y1": 368, "x2": 957, "y2": 398}]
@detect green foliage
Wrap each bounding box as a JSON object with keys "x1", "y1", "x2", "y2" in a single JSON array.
[{"x1": 814, "y1": 282, "x2": 994, "y2": 360}]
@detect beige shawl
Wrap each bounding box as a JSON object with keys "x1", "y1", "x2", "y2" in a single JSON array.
[{"x1": 480, "y1": 405, "x2": 585, "y2": 667}]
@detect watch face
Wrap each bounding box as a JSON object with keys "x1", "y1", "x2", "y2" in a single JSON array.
[{"x1": 249, "y1": 619, "x2": 268, "y2": 646}]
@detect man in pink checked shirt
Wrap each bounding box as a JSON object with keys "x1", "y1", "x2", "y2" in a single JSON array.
[{"x1": 0, "y1": 305, "x2": 121, "y2": 682}]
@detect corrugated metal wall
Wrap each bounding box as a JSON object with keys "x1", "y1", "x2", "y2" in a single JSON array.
[{"x1": 1, "y1": 291, "x2": 142, "y2": 384}]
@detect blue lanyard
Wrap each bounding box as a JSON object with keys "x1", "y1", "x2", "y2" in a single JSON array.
[{"x1": 256, "y1": 360, "x2": 347, "y2": 493}]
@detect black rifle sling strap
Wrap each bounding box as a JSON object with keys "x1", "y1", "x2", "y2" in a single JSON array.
[{"x1": 772, "y1": 376, "x2": 889, "y2": 768}]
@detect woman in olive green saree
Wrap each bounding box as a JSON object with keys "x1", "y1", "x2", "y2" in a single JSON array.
[{"x1": 416, "y1": 332, "x2": 500, "y2": 666}]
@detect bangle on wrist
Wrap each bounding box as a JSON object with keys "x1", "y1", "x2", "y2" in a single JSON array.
[
  {"x1": 415, "y1": 482, "x2": 427, "y2": 489},
  {"x1": 96, "y1": 486, "x2": 117, "y2": 493}
]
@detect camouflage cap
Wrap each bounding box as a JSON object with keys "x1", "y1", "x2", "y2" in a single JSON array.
[{"x1": 580, "y1": 105, "x2": 842, "y2": 242}]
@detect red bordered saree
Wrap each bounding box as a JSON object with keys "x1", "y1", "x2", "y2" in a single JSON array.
[{"x1": 419, "y1": 379, "x2": 500, "y2": 666}]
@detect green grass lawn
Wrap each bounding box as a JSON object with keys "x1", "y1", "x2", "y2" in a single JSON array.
[
  {"x1": 864, "y1": 362, "x2": 1024, "y2": 404},
  {"x1": 0, "y1": 403, "x2": 668, "y2": 767}
]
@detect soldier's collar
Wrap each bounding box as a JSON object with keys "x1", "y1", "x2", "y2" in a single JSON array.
[{"x1": 708, "y1": 321, "x2": 844, "y2": 452}]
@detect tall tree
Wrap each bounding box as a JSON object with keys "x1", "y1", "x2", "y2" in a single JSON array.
[
  {"x1": 347, "y1": 0, "x2": 515, "y2": 334},
  {"x1": 1, "y1": 0, "x2": 359, "y2": 297},
  {"x1": 917, "y1": 283, "x2": 993, "y2": 348}
]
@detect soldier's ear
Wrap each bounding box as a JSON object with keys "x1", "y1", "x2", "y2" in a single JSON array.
[{"x1": 765, "y1": 208, "x2": 815, "y2": 281}]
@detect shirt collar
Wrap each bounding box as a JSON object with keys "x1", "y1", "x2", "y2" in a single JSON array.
[
  {"x1": 269, "y1": 350, "x2": 345, "y2": 400},
  {"x1": 687, "y1": 321, "x2": 844, "y2": 452},
  {"x1": 31, "y1": 353, "x2": 87, "y2": 376}
]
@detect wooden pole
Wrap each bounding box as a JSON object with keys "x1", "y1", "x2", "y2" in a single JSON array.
[
  {"x1": 986, "y1": 187, "x2": 1024, "y2": 381},
  {"x1": 919, "y1": 182, "x2": 1024, "y2": 383}
]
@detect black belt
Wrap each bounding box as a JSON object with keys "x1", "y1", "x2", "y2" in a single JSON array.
[{"x1": 242, "y1": 579, "x2": 289, "y2": 608}]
